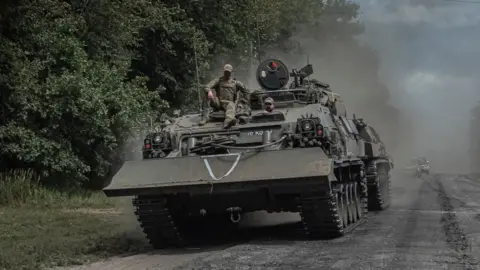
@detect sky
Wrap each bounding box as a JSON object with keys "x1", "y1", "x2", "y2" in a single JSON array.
[{"x1": 353, "y1": 0, "x2": 480, "y2": 169}]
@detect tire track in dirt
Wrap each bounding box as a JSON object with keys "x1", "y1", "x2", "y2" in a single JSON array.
[
  {"x1": 433, "y1": 174, "x2": 477, "y2": 269},
  {"x1": 390, "y1": 181, "x2": 424, "y2": 248},
  {"x1": 54, "y1": 173, "x2": 476, "y2": 269},
  {"x1": 383, "y1": 175, "x2": 452, "y2": 268}
]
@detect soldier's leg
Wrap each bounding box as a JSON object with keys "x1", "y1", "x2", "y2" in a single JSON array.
[
  {"x1": 221, "y1": 100, "x2": 237, "y2": 129},
  {"x1": 236, "y1": 98, "x2": 251, "y2": 124},
  {"x1": 199, "y1": 97, "x2": 220, "y2": 126},
  {"x1": 199, "y1": 97, "x2": 209, "y2": 126},
  {"x1": 211, "y1": 97, "x2": 221, "y2": 109},
  {"x1": 222, "y1": 101, "x2": 235, "y2": 119}
]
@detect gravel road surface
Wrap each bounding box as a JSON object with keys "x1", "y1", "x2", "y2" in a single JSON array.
[{"x1": 62, "y1": 172, "x2": 480, "y2": 270}]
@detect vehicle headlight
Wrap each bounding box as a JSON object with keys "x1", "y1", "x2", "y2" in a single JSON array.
[
  {"x1": 154, "y1": 134, "x2": 163, "y2": 143},
  {"x1": 301, "y1": 121, "x2": 314, "y2": 131}
]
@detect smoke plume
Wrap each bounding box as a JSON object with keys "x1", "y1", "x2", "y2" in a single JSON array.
[
  {"x1": 357, "y1": 0, "x2": 480, "y2": 172},
  {"x1": 240, "y1": 0, "x2": 480, "y2": 172}
]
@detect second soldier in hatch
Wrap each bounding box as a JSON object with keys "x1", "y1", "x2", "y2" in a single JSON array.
[{"x1": 201, "y1": 64, "x2": 250, "y2": 129}]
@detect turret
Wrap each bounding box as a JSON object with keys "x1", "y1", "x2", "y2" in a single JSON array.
[
  {"x1": 254, "y1": 58, "x2": 346, "y2": 117},
  {"x1": 256, "y1": 59, "x2": 291, "y2": 91},
  {"x1": 255, "y1": 58, "x2": 329, "y2": 91}
]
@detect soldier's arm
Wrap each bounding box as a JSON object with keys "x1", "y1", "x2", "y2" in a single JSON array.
[
  {"x1": 236, "y1": 80, "x2": 250, "y2": 98},
  {"x1": 204, "y1": 78, "x2": 219, "y2": 93}
]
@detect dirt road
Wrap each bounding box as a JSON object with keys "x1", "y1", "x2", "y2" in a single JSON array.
[{"x1": 62, "y1": 173, "x2": 480, "y2": 269}]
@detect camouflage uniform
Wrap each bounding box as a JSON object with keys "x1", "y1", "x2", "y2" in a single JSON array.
[
  {"x1": 200, "y1": 64, "x2": 250, "y2": 128},
  {"x1": 235, "y1": 90, "x2": 252, "y2": 123}
]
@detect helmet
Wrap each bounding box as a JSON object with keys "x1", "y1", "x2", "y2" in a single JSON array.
[
  {"x1": 264, "y1": 97, "x2": 274, "y2": 105},
  {"x1": 223, "y1": 64, "x2": 233, "y2": 72}
]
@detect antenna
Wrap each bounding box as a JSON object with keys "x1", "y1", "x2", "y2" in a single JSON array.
[
  {"x1": 193, "y1": 41, "x2": 202, "y2": 113},
  {"x1": 305, "y1": 53, "x2": 312, "y2": 100},
  {"x1": 249, "y1": 41, "x2": 253, "y2": 86},
  {"x1": 254, "y1": 0, "x2": 261, "y2": 63},
  {"x1": 306, "y1": 54, "x2": 311, "y2": 81}
]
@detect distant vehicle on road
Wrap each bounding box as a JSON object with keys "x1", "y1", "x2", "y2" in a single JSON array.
[{"x1": 405, "y1": 157, "x2": 430, "y2": 178}]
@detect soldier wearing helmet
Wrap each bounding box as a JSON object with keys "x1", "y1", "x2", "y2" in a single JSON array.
[{"x1": 200, "y1": 64, "x2": 250, "y2": 129}]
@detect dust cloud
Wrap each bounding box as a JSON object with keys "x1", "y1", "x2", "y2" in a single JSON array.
[
  {"x1": 238, "y1": 10, "x2": 412, "y2": 227},
  {"x1": 107, "y1": 136, "x2": 147, "y2": 241},
  {"x1": 113, "y1": 196, "x2": 149, "y2": 244},
  {"x1": 357, "y1": 0, "x2": 480, "y2": 173},
  {"x1": 114, "y1": 0, "x2": 480, "y2": 230},
  {"x1": 235, "y1": 26, "x2": 410, "y2": 159},
  {"x1": 241, "y1": 0, "x2": 480, "y2": 224},
  {"x1": 239, "y1": 31, "x2": 408, "y2": 226},
  {"x1": 239, "y1": 0, "x2": 480, "y2": 174}
]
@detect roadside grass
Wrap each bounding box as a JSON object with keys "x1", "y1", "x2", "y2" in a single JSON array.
[{"x1": 0, "y1": 169, "x2": 147, "y2": 270}]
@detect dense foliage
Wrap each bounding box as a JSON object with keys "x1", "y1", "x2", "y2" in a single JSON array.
[{"x1": 0, "y1": 0, "x2": 397, "y2": 188}]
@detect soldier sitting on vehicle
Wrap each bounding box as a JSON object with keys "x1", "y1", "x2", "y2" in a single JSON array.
[{"x1": 200, "y1": 64, "x2": 250, "y2": 129}]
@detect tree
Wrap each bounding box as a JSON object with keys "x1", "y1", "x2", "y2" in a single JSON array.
[
  {"x1": 0, "y1": 0, "x2": 396, "y2": 189},
  {"x1": 0, "y1": 0, "x2": 159, "y2": 188}
]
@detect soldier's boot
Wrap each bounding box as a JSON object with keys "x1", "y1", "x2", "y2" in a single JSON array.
[
  {"x1": 199, "y1": 109, "x2": 210, "y2": 126},
  {"x1": 238, "y1": 116, "x2": 248, "y2": 124},
  {"x1": 223, "y1": 118, "x2": 237, "y2": 129}
]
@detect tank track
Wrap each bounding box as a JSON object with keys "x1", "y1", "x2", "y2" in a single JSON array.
[
  {"x1": 132, "y1": 196, "x2": 184, "y2": 248},
  {"x1": 133, "y1": 164, "x2": 372, "y2": 246},
  {"x1": 366, "y1": 161, "x2": 391, "y2": 211},
  {"x1": 133, "y1": 195, "x2": 239, "y2": 248},
  {"x1": 297, "y1": 165, "x2": 368, "y2": 239}
]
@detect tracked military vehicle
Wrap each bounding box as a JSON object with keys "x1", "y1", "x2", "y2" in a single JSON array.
[{"x1": 103, "y1": 59, "x2": 393, "y2": 248}]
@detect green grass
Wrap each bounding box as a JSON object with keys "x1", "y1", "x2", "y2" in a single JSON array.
[
  {"x1": 0, "y1": 169, "x2": 148, "y2": 270},
  {"x1": 0, "y1": 169, "x2": 114, "y2": 208}
]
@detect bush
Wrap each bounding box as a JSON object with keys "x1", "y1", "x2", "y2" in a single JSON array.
[
  {"x1": 0, "y1": 169, "x2": 41, "y2": 206},
  {"x1": 0, "y1": 1, "x2": 161, "y2": 189},
  {"x1": 0, "y1": 169, "x2": 112, "y2": 208},
  {"x1": 0, "y1": 0, "x2": 381, "y2": 191}
]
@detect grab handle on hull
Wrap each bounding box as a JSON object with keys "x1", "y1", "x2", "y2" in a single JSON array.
[{"x1": 201, "y1": 153, "x2": 242, "y2": 181}]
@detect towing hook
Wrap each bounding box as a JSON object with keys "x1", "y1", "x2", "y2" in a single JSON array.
[
  {"x1": 227, "y1": 207, "x2": 242, "y2": 223},
  {"x1": 230, "y1": 211, "x2": 241, "y2": 223}
]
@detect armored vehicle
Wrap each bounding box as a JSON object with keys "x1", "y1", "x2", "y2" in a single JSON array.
[{"x1": 103, "y1": 59, "x2": 393, "y2": 248}]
